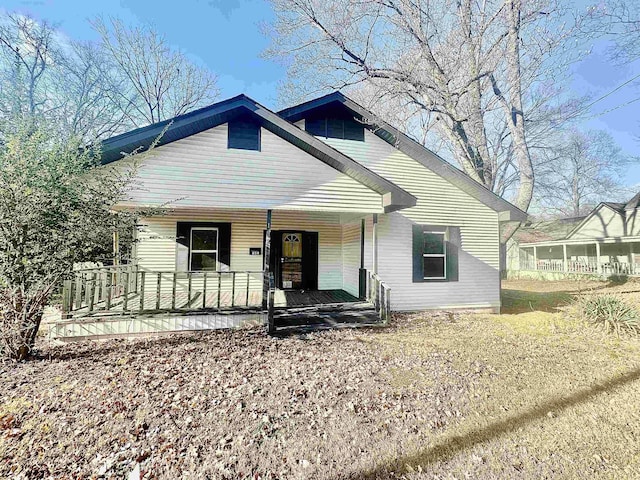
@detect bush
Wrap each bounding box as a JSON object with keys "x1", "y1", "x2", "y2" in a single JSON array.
[{"x1": 576, "y1": 294, "x2": 639, "y2": 336}]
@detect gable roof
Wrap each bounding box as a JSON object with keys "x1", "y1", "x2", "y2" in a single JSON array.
[
  {"x1": 514, "y1": 217, "x2": 586, "y2": 244},
  {"x1": 99, "y1": 94, "x2": 416, "y2": 213},
  {"x1": 566, "y1": 193, "x2": 640, "y2": 239},
  {"x1": 278, "y1": 92, "x2": 528, "y2": 222}
]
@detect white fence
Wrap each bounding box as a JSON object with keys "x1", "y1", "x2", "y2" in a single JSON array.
[{"x1": 520, "y1": 260, "x2": 639, "y2": 276}]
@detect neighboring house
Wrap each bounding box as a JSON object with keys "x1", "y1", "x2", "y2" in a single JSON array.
[
  {"x1": 55, "y1": 92, "x2": 526, "y2": 339},
  {"x1": 507, "y1": 192, "x2": 640, "y2": 278}
]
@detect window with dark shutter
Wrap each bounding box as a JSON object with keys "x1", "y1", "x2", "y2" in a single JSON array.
[
  {"x1": 176, "y1": 222, "x2": 231, "y2": 272},
  {"x1": 412, "y1": 224, "x2": 460, "y2": 282},
  {"x1": 228, "y1": 118, "x2": 260, "y2": 151}
]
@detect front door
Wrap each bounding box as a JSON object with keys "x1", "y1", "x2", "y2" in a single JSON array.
[
  {"x1": 265, "y1": 230, "x2": 318, "y2": 290},
  {"x1": 281, "y1": 232, "x2": 303, "y2": 289}
]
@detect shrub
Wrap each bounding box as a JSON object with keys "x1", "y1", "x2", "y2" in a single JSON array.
[{"x1": 576, "y1": 294, "x2": 639, "y2": 336}]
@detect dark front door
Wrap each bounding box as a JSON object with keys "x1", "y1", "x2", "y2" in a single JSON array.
[
  {"x1": 265, "y1": 230, "x2": 318, "y2": 290},
  {"x1": 281, "y1": 232, "x2": 303, "y2": 289}
]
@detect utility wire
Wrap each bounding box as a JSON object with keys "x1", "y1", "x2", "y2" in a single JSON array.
[{"x1": 559, "y1": 71, "x2": 640, "y2": 125}]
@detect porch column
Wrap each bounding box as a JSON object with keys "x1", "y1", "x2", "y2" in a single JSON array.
[
  {"x1": 112, "y1": 229, "x2": 120, "y2": 266},
  {"x1": 533, "y1": 245, "x2": 538, "y2": 270},
  {"x1": 372, "y1": 214, "x2": 378, "y2": 274},
  {"x1": 358, "y1": 218, "x2": 366, "y2": 299},
  {"x1": 596, "y1": 242, "x2": 602, "y2": 274},
  {"x1": 262, "y1": 209, "x2": 272, "y2": 309},
  {"x1": 563, "y1": 243, "x2": 568, "y2": 272}
]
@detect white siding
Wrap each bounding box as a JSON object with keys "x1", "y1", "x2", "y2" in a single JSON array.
[
  {"x1": 342, "y1": 220, "x2": 361, "y2": 297},
  {"x1": 323, "y1": 131, "x2": 501, "y2": 311},
  {"x1": 571, "y1": 206, "x2": 626, "y2": 239},
  {"x1": 136, "y1": 209, "x2": 349, "y2": 290},
  {"x1": 121, "y1": 124, "x2": 382, "y2": 213}
]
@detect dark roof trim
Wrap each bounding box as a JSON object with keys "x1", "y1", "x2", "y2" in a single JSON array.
[
  {"x1": 100, "y1": 94, "x2": 416, "y2": 213},
  {"x1": 279, "y1": 92, "x2": 528, "y2": 222}
]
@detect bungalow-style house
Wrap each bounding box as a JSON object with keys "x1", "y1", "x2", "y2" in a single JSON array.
[
  {"x1": 53, "y1": 93, "x2": 526, "y2": 339},
  {"x1": 506, "y1": 192, "x2": 640, "y2": 278}
]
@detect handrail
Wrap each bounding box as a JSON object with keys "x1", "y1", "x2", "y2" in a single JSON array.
[
  {"x1": 62, "y1": 268, "x2": 266, "y2": 318},
  {"x1": 367, "y1": 271, "x2": 391, "y2": 324}
]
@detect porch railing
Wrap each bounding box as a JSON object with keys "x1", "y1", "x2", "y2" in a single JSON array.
[
  {"x1": 62, "y1": 267, "x2": 265, "y2": 318},
  {"x1": 368, "y1": 272, "x2": 391, "y2": 324},
  {"x1": 519, "y1": 260, "x2": 639, "y2": 276}
]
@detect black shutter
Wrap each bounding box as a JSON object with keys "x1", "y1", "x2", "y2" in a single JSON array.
[
  {"x1": 218, "y1": 223, "x2": 231, "y2": 270},
  {"x1": 175, "y1": 222, "x2": 231, "y2": 271},
  {"x1": 302, "y1": 232, "x2": 319, "y2": 290},
  {"x1": 412, "y1": 224, "x2": 425, "y2": 283},
  {"x1": 445, "y1": 227, "x2": 460, "y2": 282}
]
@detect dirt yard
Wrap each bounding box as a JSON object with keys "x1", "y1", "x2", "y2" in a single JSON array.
[{"x1": 2, "y1": 279, "x2": 640, "y2": 479}]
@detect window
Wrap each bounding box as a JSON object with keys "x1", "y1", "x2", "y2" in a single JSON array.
[
  {"x1": 190, "y1": 227, "x2": 218, "y2": 271},
  {"x1": 412, "y1": 224, "x2": 459, "y2": 283},
  {"x1": 228, "y1": 118, "x2": 260, "y2": 151},
  {"x1": 422, "y1": 231, "x2": 446, "y2": 279}
]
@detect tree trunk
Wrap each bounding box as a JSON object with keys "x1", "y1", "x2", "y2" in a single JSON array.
[{"x1": 504, "y1": 0, "x2": 533, "y2": 212}]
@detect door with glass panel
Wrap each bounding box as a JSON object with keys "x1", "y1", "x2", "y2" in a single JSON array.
[{"x1": 280, "y1": 232, "x2": 303, "y2": 289}]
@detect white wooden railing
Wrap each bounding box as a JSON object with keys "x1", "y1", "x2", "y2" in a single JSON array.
[
  {"x1": 519, "y1": 260, "x2": 639, "y2": 276},
  {"x1": 367, "y1": 272, "x2": 391, "y2": 324}
]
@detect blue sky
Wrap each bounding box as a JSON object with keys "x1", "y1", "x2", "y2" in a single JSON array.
[{"x1": 3, "y1": 0, "x2": 640, "y2": 188}]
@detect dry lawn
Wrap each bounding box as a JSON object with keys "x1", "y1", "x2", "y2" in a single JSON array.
[{"x1": 2, "y1": 279, "x2": 640, "y2": 479}]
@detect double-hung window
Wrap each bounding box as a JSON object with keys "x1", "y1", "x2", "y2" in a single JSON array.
[
  {"x1": 190, "y1": 227, "x2": 218, "y2": 271},
  {"x1": 422, "y1": 230, "x2": 447, "y2": 279}
]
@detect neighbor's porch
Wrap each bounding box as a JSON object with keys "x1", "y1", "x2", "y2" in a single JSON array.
[{"x1": 517, "y1": 237, "x2": 640, "y2": 276}]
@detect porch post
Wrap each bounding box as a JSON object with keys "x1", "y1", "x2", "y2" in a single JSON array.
[
  {"x1": 358, "y1": 218, "x2": 366, "y2": 299},
  {"x1": 596, "y1": 242, "x2": 602, "y2": 274},
  {"x1": 262, "y1": 209, "x2": 272, "y2": 310},
  {"x1": 533, "y1": 245, "x2": 537, "y2": 270},
  {"x1": 563, "y1": 243, "x2": 568, "y2": 272},
  {"x1": 112, "y1": 229, "x2": 120, "y2": 266},
  {"x1": 372, "y1": 214, "x2": 378, "y2": 274}
]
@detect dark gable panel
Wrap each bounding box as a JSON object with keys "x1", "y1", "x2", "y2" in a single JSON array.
[
  {"x1": 305, "y1": 114, "x2": 327, "y2": 137},
  {"x1": 228, "y1": 117, "x2": 261, "y2": 151},
  {"x1": 343, "y1": 117, "x2": 365, "y2": 141},
  {"x1": 304, "y1": 104, "x2": 364, "y2": 141}
]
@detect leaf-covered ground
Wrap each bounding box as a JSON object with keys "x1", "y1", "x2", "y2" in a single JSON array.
[
  {"x1": 3, "y1": 279, "x2": 640, "y2": 479},
  {"x1": 2, "y1": 316, "x2": 479, "y2": 479}
]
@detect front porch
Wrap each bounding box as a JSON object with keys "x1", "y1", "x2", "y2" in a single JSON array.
[{"x1": 52, "y1": 265, "x2": 389, "y2": 340}]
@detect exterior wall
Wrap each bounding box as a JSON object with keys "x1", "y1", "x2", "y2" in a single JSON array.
[
  {"x1": 341, "y1": 220, "x2": 361, "y2": 297},
  {"x1": 626, "y1": 209, "x2": 640, "y2": 236},
  {"x1": 571, "y1": 206, "x2": 626, "y2": 239},
  {"x1": 120, "y1": 123, "x2": 382, "y2": 213},
  {"x1": 136, "y1": 209, "x2": 354, "y2": 292},
  {"x1": 322, "y1": 131, "x2": 501, "y2": 311}
]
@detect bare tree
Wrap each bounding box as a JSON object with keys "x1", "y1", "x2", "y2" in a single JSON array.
[
  {"x1": 586, "y1": 1, "x2": 640, "y2": 64},
  {"x1": 267, "y1": 0, "x2": 585, "y2": 212},
  {"x1": 534, "y1": 129, "x2": 631, "y2": 218},
  {"x1": 0, "y1": 13, "x2": 59, "y2": 121},
  {"x1": 92, "y1": 17, "x2": 220, "y2": 127},
  {"x1": 55, "y1": 41, "x2": 130, "y2": 140}
]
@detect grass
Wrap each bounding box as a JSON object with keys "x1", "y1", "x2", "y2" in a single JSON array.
[{"x1": 2, "y1": 279, "x2": 640, "y2": 479}]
